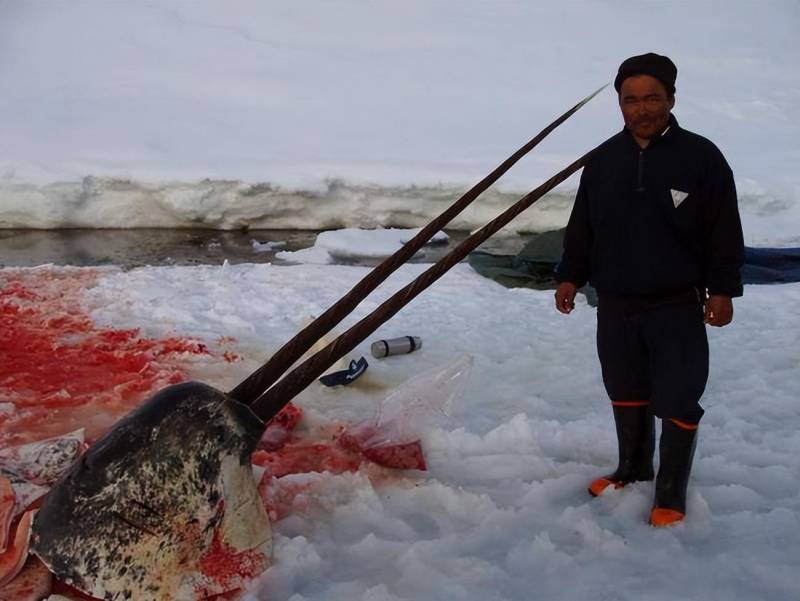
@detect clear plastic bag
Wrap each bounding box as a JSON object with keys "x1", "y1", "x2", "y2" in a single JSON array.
[{"x1": 339, "y1": 354, "x2": 473, "y2": 470}]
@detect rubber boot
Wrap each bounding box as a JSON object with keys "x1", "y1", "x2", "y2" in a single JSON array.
[
  {"x1": 650, "y1": 419, "x2": 698, "y2": 527},
  {"x1": 588, "y1": 402, "x2": 655, "y2": 497}
]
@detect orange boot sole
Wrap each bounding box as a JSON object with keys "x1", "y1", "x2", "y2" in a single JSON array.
[
  {"x1": 588, "y1": 477, "x2": 626, "y2": 497},
  {"x1": 649, "y1": 507, "x2": 685, "y2": 527}
]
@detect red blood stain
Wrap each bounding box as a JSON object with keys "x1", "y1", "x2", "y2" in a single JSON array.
[
  {"x1": 50, "y1": 579, "x2": 98, "y2": 599},
  {"x1": 196, "y1": 527, "x2": 268, "y2": 598},
  {"x1": 251, "y1": 423, "x2": 360, "y2": 521},
  {"x1": 268, "y1": 402, "x2": 303, "y2": 432},
  {"x1": 256, "y1": 402, "x2": 306, "y2": 451},
  {"x1": 253, "y1": 424, "x2": 426, "y2": 521},
  {"x1": 338, "y1": 425, "x2": 427, "y2": 471},
  {"x1": 0, "y1": 510, "x2": 34, "y2": 588},
  {"x1": 223, "y1": 351, "x2": 241, "y2": 363},
  {"x1": 1, "y1": 268, "x2": 425, "y2": 598},
  {"x1": 0, "y1": 270, "x2": 219, "y2": 445},
  {"x1": 253, "y1": 440, "x2": 363, "y2": 480},
  {"x1": 0, "y1": 555, "x2": 51, "y2": 600},
  {"x1": 254, "y1": 447, "x2": 363, "y2": 522}
]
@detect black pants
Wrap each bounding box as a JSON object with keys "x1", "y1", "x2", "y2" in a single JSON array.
[{"x1": 596, "y1": 292, "x2": 708, "y2": 424}]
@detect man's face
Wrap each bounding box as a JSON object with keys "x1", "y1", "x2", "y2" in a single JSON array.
[{"x1": 618, "y1": 75, "x2": 675, "y2": 143}]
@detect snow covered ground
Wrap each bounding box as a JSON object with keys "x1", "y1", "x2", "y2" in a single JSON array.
[
  {"x1": 50, "y1": 227, "x2": 790, "y2": 601},
  {"x1": 1, "y1": 1, "x2": 799, "y2": 598}
]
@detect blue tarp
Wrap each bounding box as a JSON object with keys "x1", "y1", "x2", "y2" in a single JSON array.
[
  {"x1": 742, "y1": 247, "x2": 800, "y2": 284},
  {"x1": 467, "y1": 229, "x2": 800, "y2": 300}
]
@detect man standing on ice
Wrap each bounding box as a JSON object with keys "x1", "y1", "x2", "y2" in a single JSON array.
[{"x1": 554, "y1": 53, "x2": 744, "y2": 527}]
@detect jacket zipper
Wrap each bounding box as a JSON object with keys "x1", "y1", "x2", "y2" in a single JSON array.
[{"x1": 636, "y1": 150, "x2": 645, "y2": 192}]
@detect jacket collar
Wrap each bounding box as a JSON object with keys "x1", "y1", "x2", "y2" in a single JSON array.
[{"x1": 622, "y1": 113, "x2": 680, "y2": 149}]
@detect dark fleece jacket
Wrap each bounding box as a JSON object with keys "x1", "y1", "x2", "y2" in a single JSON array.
[{"x1": 556, "y1": 115, "x2": 744, "y2": 298}]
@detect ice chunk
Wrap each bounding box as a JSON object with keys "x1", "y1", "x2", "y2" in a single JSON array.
[{"x1": 277, "y1": 227, "x2": 449, "y2": 265}]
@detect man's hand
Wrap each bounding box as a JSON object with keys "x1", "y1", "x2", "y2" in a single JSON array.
[
  {"x1": 704, "y1": 294, "x2": 733, "y2": 327},
  {"x1": 555, "y1": 282, "x2": 577, "y2": 314}
]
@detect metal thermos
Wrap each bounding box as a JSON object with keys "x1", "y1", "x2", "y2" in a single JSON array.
[{"x1": 370, "y1": 336, "x2": 422, "y2": 358}]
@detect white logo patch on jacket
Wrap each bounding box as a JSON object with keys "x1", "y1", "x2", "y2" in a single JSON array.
[{"x1": 670, "y1": 189, "x2": 689, "y2": 208}]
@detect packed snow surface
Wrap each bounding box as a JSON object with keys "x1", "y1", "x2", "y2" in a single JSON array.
[
  {"x1": 14, "y1": 254, "x2": 783, "y2": 601},
  {"x1": 0, "y1": 0, "x2": 799, "y2": 593},
  {"x1": 0, "y1": 1, "x2": 799, "y2": 236}
]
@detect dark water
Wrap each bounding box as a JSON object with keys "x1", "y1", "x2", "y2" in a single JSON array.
[{"x1": 0, "y1": 229, "x2": 529, "y2": 269}]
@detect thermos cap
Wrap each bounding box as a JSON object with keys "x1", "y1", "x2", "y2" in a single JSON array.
[{"x1": 370, "y1": 336, "x2": 422, "y2": 358}]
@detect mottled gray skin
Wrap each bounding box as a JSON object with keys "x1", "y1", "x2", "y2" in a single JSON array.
[
  {"x1": 0, "y1": 431, "x2": 84, "y2": 485},
  {"x1": 30, "y1": 381, "x2": 267, "y2": 600},
  {"x1": 0, "y1": 430, "x2": 84, "y2": 518}
]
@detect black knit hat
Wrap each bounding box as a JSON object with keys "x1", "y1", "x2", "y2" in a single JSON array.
[{"x1": 614, "y1": 53, "x2": 677, "y2": 95}]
